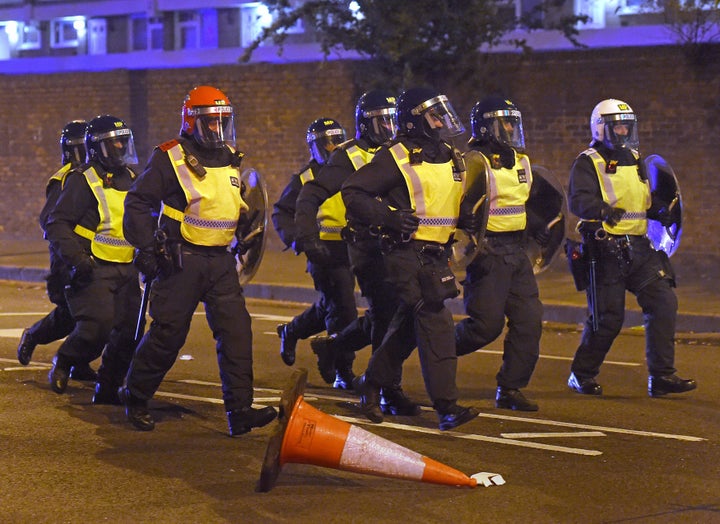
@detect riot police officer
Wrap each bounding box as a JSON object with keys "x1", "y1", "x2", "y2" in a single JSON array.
[
  {"x1": 44, "y1": 115, "x2": 142, "y2": 400},
  {"x1": 455, "y1": 97, "x2": 543, "y2": 411},
  {"x1": 17, "y1": 120, "x2": 96, "y2": 383},
  {"x1": 293, "y1": 90, "x2": 405, "y2": 401},
  {"x1": 273, "y1": 117, "x2": 366, "y2": 382},
  {"x1": 567, "y1": 98, "x2": 696, "y2": 397},
  {"x1": 343, "y1": 87, "x2": 479, "y2": 431},
  {"x1": 121, "y1": 86, "x2": 277, "y2": 435}
]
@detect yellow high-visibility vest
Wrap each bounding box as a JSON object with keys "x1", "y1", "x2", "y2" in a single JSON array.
[
  {"x1": 73, "y1": 166, "x2": 134, "y2": 263},
  {"x1": 389, "y1": 142, "x2": 463, "y2": 244},
  {"x1": 161, "y1": 143, "x2": 248, "y2": 246}
]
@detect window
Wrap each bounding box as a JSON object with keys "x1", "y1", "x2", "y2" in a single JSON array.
[
  {"x1": 176, "y1": 11, "x2": 200, "y2": 49},
  {"x1": 51, "y1": 16, "x2": 86, "y2": 49},
  {"x1": 19, "y1": 22, "x2": 41, "y2": 50},
  {"x1": 240, "y1": 2, "x2": 304, "y2": 48},
  {"x1": 131, "y1": 15, "x2": 163, "y2": 51}
]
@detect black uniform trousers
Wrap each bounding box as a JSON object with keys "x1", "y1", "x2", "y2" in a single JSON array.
[
  {"x1": 364, "y1": 241, "x2": 459, "y2": 410},
  {"x1": 571, "y1": 235, "x2": 677, "y2": 378},
  {"x1": 125, "y1": 248, "x2": 254, "y2": 411},
  {"x1": 27, "y1": 245, "x2": 75, "y2": 344},
  {"x1": 347, "y1": 239, "x2": 399, "y2": 352},
  {"x1": 456, "y1": 234, "x2": 543, "y2": 389},
  {"x1": 290, "y1": 240, "x2": 358, "y2": 369},
  {"x1": 60, "y1": 261, "x2": 140, "y2": 385}
]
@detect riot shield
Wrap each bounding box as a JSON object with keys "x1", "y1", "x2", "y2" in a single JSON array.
[
  {"x1": 450, "y1": 150, "x2": 490, "y2": 272},
  {"x1": 236, "y1": 168, "x2": 269, "y2": 285},
  {"x1": 645, "y1": 154, "x2": 682, "y2": 257},
  {"x1": 526, "y1": 165, "x2": 567, "y2": 274}
]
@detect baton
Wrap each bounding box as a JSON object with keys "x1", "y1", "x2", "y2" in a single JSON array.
[{"x1": 134, "y1": 278, "x2": 152, "y2": 346}]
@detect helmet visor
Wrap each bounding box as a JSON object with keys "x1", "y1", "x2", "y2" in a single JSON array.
[
  {"x1": 97, "y1": 128, "x2": 138, "y2": 167},
  {"x1": 602, "y1": 113, "x2": 638, "y2": 150},
  {"x1": 193, "y1": 106, "x2": 235, "y2": 148},
  {"x1": 364, "y1": 107, "x2": 396, "y2": 145},
  {"x1": 64, "y1": 136, "x2": 87, "y2": 165},
  {"x1": 308, "y1": 128, "x2": 345, "y2": 164},
  {"x1": 416, "y1": 95, "x2": 465, "y2": 140},
  {"x1": 485, "y1": 109, "x2": 525, "y2": 150}
]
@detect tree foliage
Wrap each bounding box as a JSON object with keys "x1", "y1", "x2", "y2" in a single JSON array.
[{"x1": 240, "y1": 0, "x2": 588, "y2": 91}]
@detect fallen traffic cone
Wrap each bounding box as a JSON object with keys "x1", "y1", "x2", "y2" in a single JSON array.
[{"x1": 257, "y1": 368, "x2": 478, "y2": 492}]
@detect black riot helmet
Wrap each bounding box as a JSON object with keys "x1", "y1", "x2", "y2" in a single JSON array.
[
  {"x1": 306, "y1": 118, "x2": 346, "y2": 165},
  {"x1": 60, "y1": 120, "x2": 88, "y2": 167},
  {"x1": 85, "y1": 115, "x2": 138, "y2": 170},
  {"x1": 470, "y1": 96, "x2": 525, "y2": 150},
  {"x1": 395, "y1": 87, "x2": 465, "y2": 142},
  {"x1": 354, "y1": 89, "x2": 397, "y2": 146}
]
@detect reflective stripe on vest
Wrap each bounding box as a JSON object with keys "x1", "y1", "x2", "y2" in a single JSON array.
[
  {"x1": 477, "y1": 151, "x2": 531, "y2": 233},
  {"x1": 315, "y1": 144, "x2": 375, "y2": 241},
  {"x1": 47, "y1": 163, "x2": 72, "y2": 190},
  {"x1": 161, "y1": 144, "x2": 248, "y2": 246},
  {"x1": 73, "y1": 166, "x2": 133, "y2": 263},
  {"x1": 389, "y1": 142, "x2": 462, "y2": 244},
  {"x1": 583, "y1": 148, "x2": 649, "y2": 236}
]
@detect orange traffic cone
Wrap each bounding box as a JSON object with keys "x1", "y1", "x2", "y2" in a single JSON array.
[{"x1": 257, "y1": 368, "x2": 477, "y2": 492}]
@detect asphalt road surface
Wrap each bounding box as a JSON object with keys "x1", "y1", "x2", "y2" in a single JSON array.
[{"x1": 1, "y1": 280, "x2": 718, "y2": 523}]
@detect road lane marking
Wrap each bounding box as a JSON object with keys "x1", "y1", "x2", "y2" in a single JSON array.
[
  {"x1": 500, "y1": 431, "x2": 606, "y2": 439},
  {"x1": 0, "y1": 328, "x2": 26, "y2": 338},
  {"x1": 476, "y1": 412, "x2": 706, "y2": 442},
  {"x1": 334, "y1": 416, "x2": 603, "y2": 456},
  {"x1": 173, "y1": 379, "x2": 706, "y2": 442}
]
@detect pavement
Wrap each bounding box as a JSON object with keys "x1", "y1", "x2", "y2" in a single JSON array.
[{"x1": 1, "y1": 237, "x2": 718, "y2": 334}]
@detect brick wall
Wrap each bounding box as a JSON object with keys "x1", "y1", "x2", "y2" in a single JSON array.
[{"x1": 1, "y1": 45, "x2": 718, "y2": 277}]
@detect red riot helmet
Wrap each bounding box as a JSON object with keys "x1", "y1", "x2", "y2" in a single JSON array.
[{"x1": 181, "y1": 85, "x2": 236, "y2": 149}]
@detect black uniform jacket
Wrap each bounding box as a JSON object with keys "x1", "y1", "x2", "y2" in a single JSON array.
[
  {"x1": 271, "y1": 158, "x2": 320, "y2": 248},
  {"x1": 568, "y1": 141, "x2": 639, "y2": 221},
  {"x1": 341, "y1": 136, "x2": 454, "y2": 229},
  {"x1": 45, "y1": 162, "x2": 136, "y2": 267},
  {"x1": 123, "y1": 135, "x2": 242, "y2": 252},
  {"x1": 294, "y1": 137, "x2": 375, "y2": 240}
]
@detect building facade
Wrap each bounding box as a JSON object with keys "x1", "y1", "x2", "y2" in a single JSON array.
[{"x1": 0, "y1": 0, "x2": 709, "y2": 74}]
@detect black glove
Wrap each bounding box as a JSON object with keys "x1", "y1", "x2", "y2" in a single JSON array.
[
  {"x1": 600, "y1": 206, "x2": 625, "y2": 227},
  {"x1": 457, "y1": 211, "x2": 482, "y2": 235},
  {"x1": 533, "y1": 227, "x2": 551, "y2": 247},
  {"x1": 647, "y1": 199, "x2": 674, "y2": 227},
  {"x1": 654, "y1": 207, "x2": 674, "y2": 227},
  {"x1": 386, "y1": 209, "x2": 420, "y2": 236},
  {"x1": 133, "y1": 250, "x2": 159, "y2": 281},
  {"x1": 69, "y1": 256, "x2": 96, "y2": 289},
  {"x1": 297, "y1": 236, "x2": 333, "y2": 266}
]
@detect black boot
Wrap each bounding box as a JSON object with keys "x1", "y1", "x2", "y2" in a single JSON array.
[
  {"x1": 119, "y1": 386, "x2": 154, "y2": 431},
  {"x1": 17, "y1": 329, "x2": 37, "y2": 366},
  {"x1": 276, "y1": 323, "x2": 297, "y2": 366},
  {"x1": 352, "y1": 375, "x2": 383, "y2": 423},
  {"x1": 92, "y1": 381, "x2": 122, "y2": 405},
  {"x1": 310, "y1": 334, "x2": 337, "y2": 384},
  {"x1": 568, "y1": 372, "x2": 603, "y2": 395},
  {"x1": 48, "y1": 354, "x2": 71, "y2": 394},
  {"x1": 495, "y1": 387, "x2": 539, "y2": 411},
  {"x1": 437, "y1": 404, "x2": 479, "y2": 431},
  {"x1": 380, "y1": 386, "x2": 421, "y2": 416},
  {"x1": 333, "y1": 367, "x2": 356, "y2": 390},
  {"x1": 648, "y1": 374, "x2": 697, "y2": 397},
  {"x1": 227, "y1": 406, "x2": 277, "y2": 436},
  {"x1": 70, "y1": 363, "x2": 98, "y2": 382}
]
